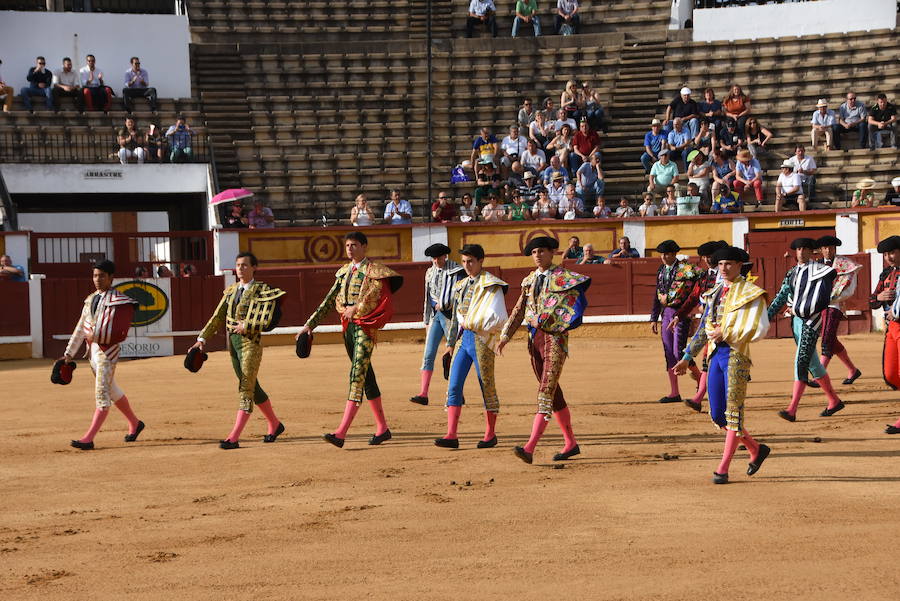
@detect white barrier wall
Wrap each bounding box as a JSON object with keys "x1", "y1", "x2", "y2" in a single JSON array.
[
  {"x1": 0, "y1": 163, "x2": 210, "y2": 194},
  {"x1": 693, "y1": 0, "x2": 897, "y2": 42},
  {"x1": 0, "y1": 11, "x2": 191, "y2": 99}
]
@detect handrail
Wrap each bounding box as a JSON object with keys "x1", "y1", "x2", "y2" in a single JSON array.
[{"x1": 0, "y1": 130, "x2": 207, "y2": 164}]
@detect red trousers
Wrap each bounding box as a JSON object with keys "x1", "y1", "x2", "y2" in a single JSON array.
[
  {"x1": 734, "y1": 179, "x2": 764, "y2": 202},
  {"x1": 883, "y1": 321, "x2": 900, "y2": 390}
]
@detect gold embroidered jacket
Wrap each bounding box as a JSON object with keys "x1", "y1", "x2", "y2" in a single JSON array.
[
  {"x1": 305, "y1": 258, "x2": 402, "y2": 329},
  {"x1": 200, "y1": 281, "x2": 286, "y2": 344}
]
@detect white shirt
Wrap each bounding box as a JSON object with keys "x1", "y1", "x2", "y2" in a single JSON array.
[
  {"x1": 469, "y1": 0, "x2": 495, "y2": 16},
  {"x1": 79, "y1": 65, "x2": 104, "y2": 88},
  {"x1": 552, "y1": 118, "x2": 577, "y2": 133},
  {"x1": 521, "y1": 148, "x2": 546, "y2": 171},
  {"x1": 640, "y1": 202, "x2": 658, "y2": 216},
  {"x1": 777, "y1": 172, "x2": 802, "y2": 193},
  {"x1": 558, "y1": 0, "x2": 579, "y2": 14},
  {"x1": 787, "y1": 155, "x2": 817, "y2": 179},
  {"x1": 501, "y1": 135, "x2": 527, "y2": 157}
]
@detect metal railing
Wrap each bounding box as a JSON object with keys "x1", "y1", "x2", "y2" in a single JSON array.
[{"x1": 0, "y1": 130, "x2": 208, "y2": 164}]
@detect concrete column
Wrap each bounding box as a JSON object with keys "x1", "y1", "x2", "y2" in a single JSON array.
[
  {"x1": 28, "y1": 274, "x2": 45, "y2": 358},
  {"x1": 835, "y1": 212, "x2": 859, "y2": 254},
  {"x1": 411, "y1": 224, "x2": 448, "y2": 261},
  {"x1": 623, "y1": 221, "x2": 646, "y2": 257},
  {"x1": 214, "y1": 229, "x2": 240, "y2": 275},
  {"x1": 731, "y1": 217, "x2": 750, "y2": 249}
]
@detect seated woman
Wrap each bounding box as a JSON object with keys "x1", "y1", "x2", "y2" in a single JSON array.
[
  {"x1": 694, "y1": 119, "x2": 716, "y2": 154},
  {"x1": 547, "y1": 123, "x2": 574, "y2": 171},
  {"x1": 710, "y1": 149, "x2": 736, "y2": 198},
  {"x1": 560, "y1": 80, "x2": 579, "y2": 120},
  {"x1": 850, "y1": 178, "x2": 879, "y2": 208},
  {"x1": 529, "y1": 110, "x2": 552, "y2": 151},
  {"x1": 687, "y1": 149, "x2": 713, "y2": 201},
  {"x1": 745, "y1": 117, "x2": 774, "y2": 159},
  {"x1": 531, "y1": 189, "x2": 557, "y2": 220}
]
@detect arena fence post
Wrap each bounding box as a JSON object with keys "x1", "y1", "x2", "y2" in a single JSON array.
[{"x1": 28, "y1": 274, "x2": 45, "y2": 359}]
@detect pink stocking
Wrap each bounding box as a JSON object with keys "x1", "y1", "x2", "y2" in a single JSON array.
[
  {"x1": 740, "y1": 430, "x2": 760, "y2": 458},
  {"x1": 553, "y1": 407, "x2": 577, "y2": 452},
  {"x1": 446, "y1": 405, "x2": 462, "y2": 439},
  {"x1": 815, "y1": 374, "x2": 842, "y2": 410},
  {"x1": 691, "y1": 372, "x2": 708, "y2": 406},
  {"x1": 113, "y1": 395, "x2": 140, "y2": 433},
  {"x1": 255, "y1": 400, "x2": 281, "y2": 435},
  {"x1": 820, "y1": 355, "x2": 831, "y2": 368},
  {"x1": 716, "y1": 429, "x2": 740, "y2": 475},
  {"x1": 689, "y1": 363, "x2": 702, "y2": 381},
  {"x1": 893, "y1": 417, "x2": 900, "y2": 428},
  {"x1": 225, "y1": 410, "x2": 251, "y2": 443},
  {"x1": 368, "y1": 396, "x2": 389, "y2": 436},
  {"x1": 786, "y1": 380, "x2": 806, "y2": 415},
  {"x1": 483, "y1": 410, "x2": 497, "y2": 441},
  {"x1": 79, "y1": 408, "x2": 109, "y2": 443},
  {"x1": 335, "y1": 401, "x2": 361, "y2": 439},
  {"x1": 667, "y1": 370, "x2": 680, "y2": 397},
  {"x1": 835, "y1": 350, "x2": 857, "y2": 377},
  {"x1": 523, "y1": 413, "x2": 550, "y2": 453},
  {"x1": 419, "y1": 370, "x2": 433, "y2": 397}
]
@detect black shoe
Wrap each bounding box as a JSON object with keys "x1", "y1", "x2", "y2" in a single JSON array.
[
  {"x1": 778, "y1": 410, "x2": 796, "y2": 422},
  {"x1": 219, "y1": 440, "x2": 240, "y2": 450},
  {"x1": 477, "y1": 436, "x2": 498, "y2": 449},
  {"x1": 369, "y1": 429, "x2": 392, "y2": 445},
  {"x1": 263, "y1": 422, "x2": 285, "y2": 443},
  {"x1": 409, "y1": 395, "x2": 428, "y2": 406},
  {"x1": 323, "y1": 433, "x2": 345, "y2": 448},
  {"x1": 712, "y1": 471, "x2": 729, "y2": 484},
  {"x1": 434, "y1": 437, "x2": 459, "y2": 449},
  {"x1": 514, "y1": 446, "x2": 533, "y2": 464},
  {"x1": 804, "y1": 379, "x2": 821, "y2": 388},
  {"x1": 124, "y1": 420, "x2": 145, "y2": 442},
  {"x1": 70, "y1": 440, "x2": 94, "y2": 450},
  {"x1": 842, "y1": 369, "x2": 862, "y2": 385},
  {"x1": 885, "y1": 425, "x2": 900, "y2": 434},
  {"x1": 684, "y1": 399, "x2": 702, "y2": 412},
  {"x1": 747, "y1": 444, "x2": 771, "y2": 476},
  {"x1": 820, "y1": 401, "x2": 845, "y2": 417},
  {"x1": 553, "y1": 445, "x2": 581, "y2": 461},
  {"x1": 658, "y1": 395, "x2": 682, "y2": 403}
]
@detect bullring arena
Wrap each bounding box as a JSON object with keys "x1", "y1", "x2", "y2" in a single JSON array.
[{"x1": 1, "y1": 0, "x2": 900, "y2": 599}]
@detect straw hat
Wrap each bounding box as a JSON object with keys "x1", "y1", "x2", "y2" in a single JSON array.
[
  {"x1": 736, "y1": 149, "x2": 752, "y2": 161},
  {"x1": 857, "y1": 178, "x2": 876, "y2": 190},
  {"x1": 816, "y1": 98, "x2": 828, "y2": 108}
]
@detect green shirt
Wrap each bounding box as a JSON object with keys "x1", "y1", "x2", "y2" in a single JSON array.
[{"x1": 516, "y1": 0, "x2": 537, "y2": 16}]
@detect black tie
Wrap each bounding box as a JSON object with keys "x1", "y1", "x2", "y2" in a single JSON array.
[
  {"x1": 231, "y1": 286, "x2": 243, "y2": 317},
  {"x1": 534, "y1": 273, "x2": 546, "y2": 302},
  {"x1": 90, "y1": 292, "x2": 102, "y2": 316}
]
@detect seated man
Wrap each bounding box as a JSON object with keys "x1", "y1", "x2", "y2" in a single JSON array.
[
  {"x1": 470, "y1": 126, "x2": 499, "y2": 167},
  {"x1": 122, "y1": 57, "x2": 158, "y2": 113},
  {"x1": 512, "y1": 0, "x2": 541, "y2": 37},
  {"x1": 0, "y1": 254, "x2": 27, "y2": 281},
  {"x1": 117, "y1": 117, "x2": 146, "y2": 164},
  {"x1": 576, "y1": 152, "x2": 604, "y2": 203},
  {"x1": 547, "y1": 172, "x2": 568, "y2": 207},
  {"x1": 165, "y1": 116, "x2": 195, "y2": 163},
  {"x1": 247, "y1": 200, "x2": 275, "y2": 229},
  {"x1": 648, "y1": 149, "x2": 679, "y2": 195},
  {"x1": 571, "y1": 118, "x2": 600, "y2": 172},
  {"x1": 885, "y1": 176, "x2": 900, "y2": 206},
  {"x1": 20, "y1": 56, "x2": 54, "y2": 112},
  {"x1": 665, "y1": 87, "x2": 700, "y2": 138},
  {"x1": 609, "y1": 237, "x2": 640, "y2": 259},
  {"x1": 676, "y1": 182, "x2": 701, "y2": 216},
  {"x1": 0, "y1": 61, "x2": 13, "y2": 113},
  {"x1": 868, "y1": 93, "x2": 898, "y2": 151},
  {"x1": 787, "y1": 144, "x2": 817, "y2": 200},
  {"x1": 466, "y1": 0, "x2": 498, "y2": 38},
  {"x1": 811, "y1": 99, "x2": 837, "y2": 151},
  {"x1": 775, "y1": 160, "x2": 806, "y2": 212},
  {"x1": 641, "y1": 119, "x2": 667, "y2": 174},
  {"x1": 52, "y1": 57, "x2": 83, "y2": 112},
  {"x1": 837, "y1": 91, "x2": 868, "y2": 150},
  {"x1": 551, "y1": 108, "x2": 576, "y2": 134},
  {"x1": 517, "y1": 170, "x2": 544, "y2": 205},
  {"x1": 733, "y1": 149, "x2": 763, "y2": 207},
  {"x1": 555, "y1": 0, "x2": 580, "y2": 34},
  {"x1": 541, "y1": 155, "x2": 569, "y2": 186},
  {"x1": 558, "y1": 184, "x2": 585, "y2": 219},
  {"x1": 717, "y1": 118, "x2": 745, "y2": 157},
  {"x1": 710, "y1": 184, "x2": 743, "y2": 214},
  {"x1": 578, "y1": 243, "x2": 603, "y2": 264},
  {"x1": 666, "y1": 117, "x2": 693, "y2": 170},
  {"x1": 79, "y1": 54, "x2": 112, "y2": 112},
  {"x1": 521, "y1": 138, "x2": 547, "y2": 174},
  {"x1": 499, "y1": 125, "x2": 528, "y2": 177},
  {"x1": 383, "y1": 189, "x2": 413, "y2": 224}
]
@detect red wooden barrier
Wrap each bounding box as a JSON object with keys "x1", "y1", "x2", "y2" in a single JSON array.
[
  {"x1": 0, "y1": 281, "x2": 30, "y2": 336},
  {"x1": 41, "y1": 278, "x2": 95, "y2": 359}
]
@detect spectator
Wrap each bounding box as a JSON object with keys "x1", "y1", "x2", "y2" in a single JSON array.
[
  {"x1": 850, "y1": 178, "x2": 878, "y2": 208},
  {"x1": 837, "y1": 91, "x2": 868, "y2": 150},
  {"x1": 555, "y1": 0, "x2": 580, "y2": 35},
  {"x1": 431, "y1": 191, "x2": 458, "y2": 222},
  {"x1": 551, "y1": 108, "x2": 576, "y2": 133},
  {"x1": 145, "y1": 123, "x2": 166, "y2": 162},
  {"x1": 687, "y1": 149, "x2": 712, "y2": 200},
  {"x1": 512, "y1": 0, "x2": 541, "y2": 36},
  {"x1": 521, "y1": 138, "x2": 547, "y2": 174},
  {"x1": 499, "y1": 125, "x2": 528, "y2": 176},
  {"x1": 638, "y1": 192, "x2": 658, "y2": 216},
  {"x1": 0, "y1": 254, "x2": 26, "y2": 281},
  {"x1": 165, "y1": 116, "x2": 194, "y2": 163},
  {"x1": 350, "y1": 193, "x2": 375, "y2": 226},
  {"x1": 248, "y1": 200, "x2": 275, "y2": 228},
  {"x1": 648, "y1": 149, "x2": 679, "y2": 195},
  {"x1": 474, "y1": 161, "x2": 502, "y2": 204},
  {"x1": 540, "y1": 96, "x2": 556, "y2": 122},
  {"x1": 733, "y1": 149, "x2": 764, "y2": 207},
  {"x1": 666, "y1": 117, "x2": 693, "y2": 169},
  {"x1": 481, "y1": 192, "x2": 506, "y2": 221},
  {"x1": 540, "y1": 155, "x2": 569, "y2": 186},
  {"x1": 117, "y1": 117, "x2": 145, "y2": 164},
  {"x1": 659, "y1": 185, "x2": 678, "y2": 216},
  {"x1": 609, "y1": 237, "x2": 640, "y2": 259},
  {"x1": 20, "y1": 56, "x2": 54, "y2": 112},
  {"x1": 470, "y1": 126, "x2": 499, "y2": 166},
  {"x1": 156, "y1": 264, "x2": 174, "y2": 277},
  {"x1": 518, "y1": 170, "x2": 543, "y2": 204},
  {"x1": 506, "y1": 191, "x2": 531, "y2": 221},
  {"x1": 694, "y1": 118, "x2": 715, "y2": 154},
  {"x1": 744, "y1": 117, "x2": 774, "y2": 159},
  {"x1": 678, "y1": 182, "x2": 702, "y2": 215},
  {"x1": 580, "y1": 82, "x2": 606, "y2": 132},
  {"x1": 517, "y1": 98, "x2": 536, "y2": 128},
  {"x1": 774, "y1": 160, "x2": 806, "y2": 212},
  {"x1": 383, "y1": 189, "x2": 413, "y2": 224},
  {"x1": 723, "y1": 84, "x2": 751, "y2": 136},
  {"x1": 810, "y1": 99, "x2": 837, "y2": 151},
  {"x1": 665, "y1": 87, "x2": 700, "y2": 138},
  {"x1": 506, "y1": 161, "x2": 526, "y2": 190},
  {"x1": 547, "y1": 172, "x2": 568, "y2": 206},
  {"x1": 532, "y1": 189, "x2": 557, "y2": 219},
  {"x1": 560, "y1": 80, "x2": 579, "y2": 119},
  {"x1": 547, "y1": 123, "x2": 575, "y2": 171},
  {"x1": 576, "y1": 152, "x2": 604, "y2": 203},
  {"x1": 0, "y1": 59, "x2": 12, "y2": 113},
  {"x1": 884, "y1": 176, "x2": 900, "y2": 206},
  {"x1": 559, "y1": 184, "x2": 585, "y2": 219},
  {"x1": 122, "y1": 56, "x2": 158, "y2": 113},
  {"x1": 710, "y1": 148, "x2": 735, "y2": 198},
  {"x1": 180, "y1": 264, "x2": 197, "y2": 277},
  {"x1": 223, "y1": 201, "x2": 248, "y2": 228},
  {"x1": 52, "y1": 57, "x2": 83, "y2": 112},
  {"x1": 458, "y1": 193, "x2": 477, "y2": 222},
  {"x1": 79, "y1": 54, "x2": 112, "y2": 112},
  {"x1": 466, "y1": 0, "x2": 497, "y2": 38},
  {"x1": 564, "y1": 236, "x2": 583, "y2": 260},
  {"x1": 711, "y1": 184, "x2": 743, "y2": 214},
  {"x1": 578, "y1": 244, "x2": 604, "y2": 264},
  {"x1": 868, "y1": 93, "x2": 898, "y2": 150},
  {"x1": 528, "y1": 110, "x2": 553, "y2": 150},
  {"x1": 698, "y1": 87, "x2": 724, "y2": 132},
  {"x1": 593, "y1": 196, "x2": 611, "y2": 218},
  {"x1": 571, "y1": 118, "x2": 601, "y2": 171},
  {"x1": 641, "y1": 118, "x2": 667, "y2": 174},
  {"x1": 615, "y1": 198, "x2": 635, "y2": 218},
  {"x1": 717, "y1": 117, "x2": 744, "y2": 157},
  {"x1": 134, "y1": 266, "x2": 150, "y2": 278},
  {"x1": 786, "y1": 144, "x2": 817, "y2": 200}
]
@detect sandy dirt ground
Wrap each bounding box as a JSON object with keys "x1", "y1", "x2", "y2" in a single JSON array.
[{"x1": 2, "y1": 332, "x2": 900, "y2": 600}]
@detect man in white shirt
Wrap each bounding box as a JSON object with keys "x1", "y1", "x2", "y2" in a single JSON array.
[
  {"x1": 79, "y1": 54, "x2": 112, "y2": 111},
  {"x1": 466, "y1": 0, "x2": 497, "y2": 38},
  {"x1": 552, "y1": 108, "x2": 576, "y2": 133},
  {"x1": 383, "y1": 189, "x2": 413, "y2": 224},
  {"x1": 811, "y1": 98, "x2": 837, "y2": 150},
  {"x1": 558, "y1": 184, "x2": 585, "y2": 219},
  {"x1": 521, "y1": 138, "x2": 547, "y2": 173},
  {"x1": 122, "y1": 56, "x2": 158, "y2": 113},
  {"x1": 556, "y1": 0, "x2": 580, "y2": 34},
  {"x1": 786, "y1": 144, "x2": 817, "y2": 200},
  {"x1": 775, "y1": 161, "x2": 806, "y2": 212},
  {"x1": 547, "y1": 174, "x2": 567, "y2": 206},
  {"x1": 499, "y1": 125, "x2": 528, "y2": 176},
  {"x1": 52, "y1": 57, "x2": 83, "y2": 112}
]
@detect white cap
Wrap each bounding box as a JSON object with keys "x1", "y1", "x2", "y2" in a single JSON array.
[
  {"x1": 892, "y1": 176, "x2": 900, "y2": 187},
  {"x1": 651, "y1": 118, "x2": 661, "y2": 126},
  {"x1": 680, "y1": 87, "x2": 691, "y2": 96},
  {"x1": 781, "y1": 160, "x2": 793, "y2": 169}
]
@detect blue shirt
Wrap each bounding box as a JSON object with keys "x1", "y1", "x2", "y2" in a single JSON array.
[
  {"x1": 643, "y1": 131, "x2": 667, "y2": 154},
  {"x1": 2, "y1": 264, "x2": 27, "y2": 281},
  {"x1": 384, "y1": 199, "x2": 413, "y2": 224},
  {"x1": 540, "y1": 165, "x2": 569, "y2": 185},
  {"x1": 667, "y1": 129, "x2": 691, "y2": 149}
]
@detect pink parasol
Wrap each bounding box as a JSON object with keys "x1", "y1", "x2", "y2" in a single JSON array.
[{"x1": 210, "y1": 188, "x2": 254, "y2": 206}]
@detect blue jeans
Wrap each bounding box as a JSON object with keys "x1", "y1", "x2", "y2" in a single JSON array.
[
  {"x1": 640, "y1": 152, "x2": 658, "y2": 173},
  {"x1": 421, "y1": 311, "x2": 449, "y2": 371},
  {"x1": 511, "y1": 15, "x2": 541, "y2": 37},
  {"x1": 577, "y1": 179, "x2": 605, "y2": 203},
  {"x1": 20, "y1": 85, "x2": 53, "y2": 110}
]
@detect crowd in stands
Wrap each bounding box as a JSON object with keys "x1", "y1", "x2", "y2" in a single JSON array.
[
  {"x1": 561, "y1": 235, "x2": 641, "y2": 265},
  {"x1": 466, "y1": 0, "x2": 581, "y2": 38},
  {"x1": 134, "y1": 262, "x2": 198, "y2": 278},
  {"x1": 116, "y1": 115, "x2": 196, "y2": 164},
  {"x1": 223, "y1": 199, "x2": 276, "y2": 229}
]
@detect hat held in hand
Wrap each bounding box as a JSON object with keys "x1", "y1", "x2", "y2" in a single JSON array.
[
  {"x1": 296, "y1": 331, "x2": 313, "y2": 359},
  {"x1": 51, "y1": 359, "x2": 76, "y2": 385},
  {"x1": 184, "y1": 347, "x2": 208, "y2": 373}
]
